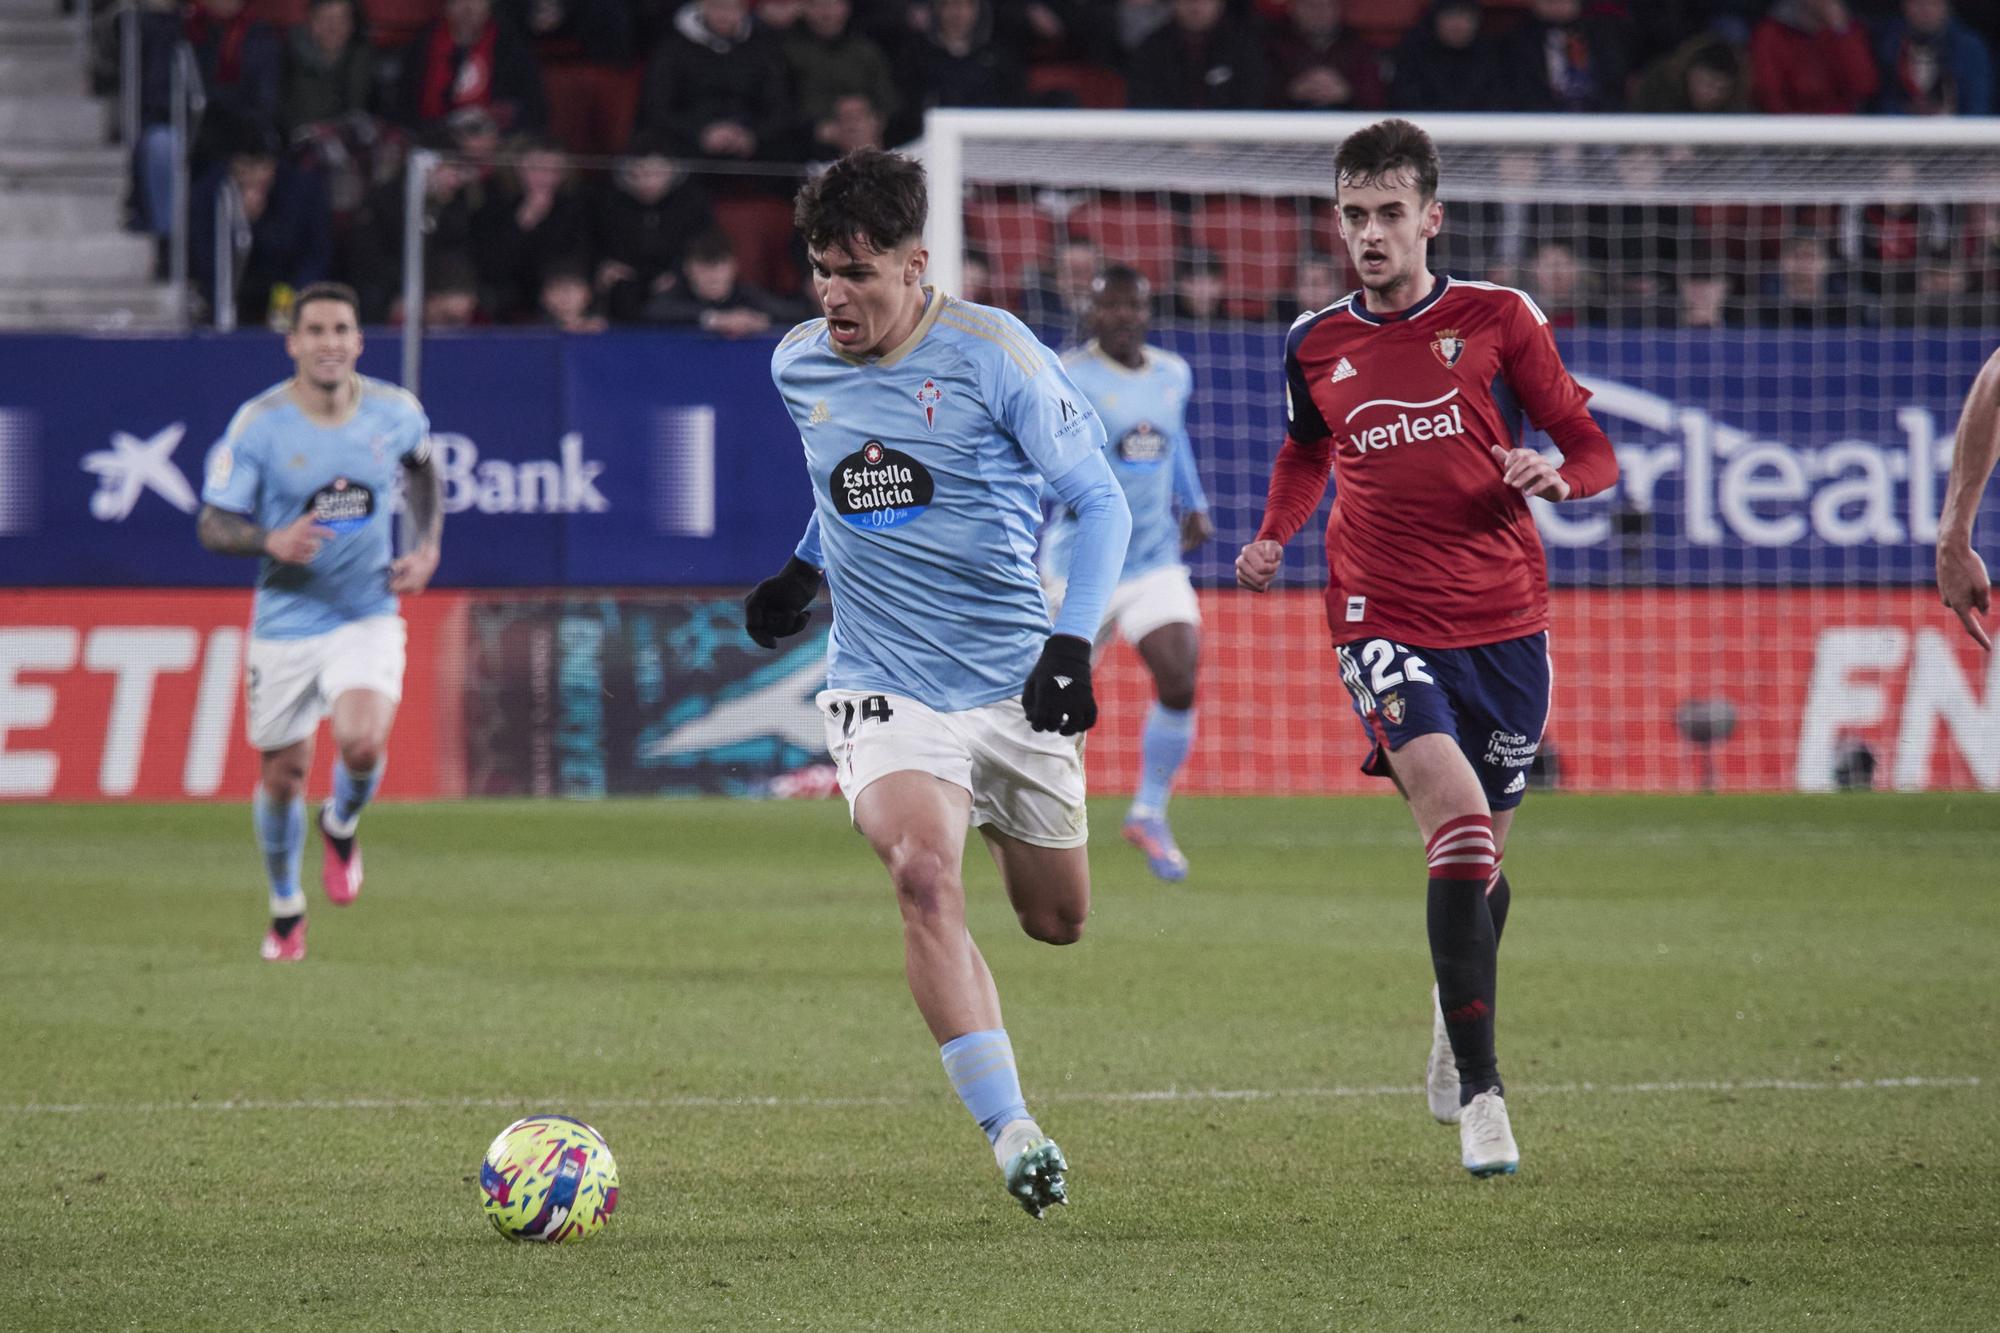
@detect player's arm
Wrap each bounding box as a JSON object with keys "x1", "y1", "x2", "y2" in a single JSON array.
[
  {"x1": 1490, "y1": 297, "x2": 1619, "y2": 504},
  {"x1": 197, "y1": 427, "x2": 329, "y2": 564},
  {"x1": 1171, "y1": 421, "x2": 1213, "y2": 551},
  {"x1": 1938, "y1": 349, "x2": 1999, "y2": 650},
  {"x1": 745, "y1": 512, "x2": 824, "y2": 649},
  {"x1": 1238, "y1": 337, "x2": 1334, "y2": 592},
  {"x1": 391, "y1": 434, "x2": 444, "y2": 594}
]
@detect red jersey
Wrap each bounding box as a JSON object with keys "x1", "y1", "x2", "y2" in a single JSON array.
[{"x1": 1257, "y1": 275, "x2": 1617, "y2": 649}]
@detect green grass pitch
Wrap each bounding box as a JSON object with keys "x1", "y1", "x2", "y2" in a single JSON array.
[{"x1": 3, "y1": 794, "x2": 1996, "y2": 1330}]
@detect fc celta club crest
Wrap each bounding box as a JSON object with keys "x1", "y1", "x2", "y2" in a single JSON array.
[
  {"x1": 1431, "y1": 329, "x2": 1465, "y2": 369},
  {"x1": 915, "y1": 378, "x2": 943, "y2": 430}
]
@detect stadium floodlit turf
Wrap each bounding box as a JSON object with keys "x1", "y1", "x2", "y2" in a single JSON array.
[{"x1": 3, "y1": 794, "x2": 1996, "y2": 1330}]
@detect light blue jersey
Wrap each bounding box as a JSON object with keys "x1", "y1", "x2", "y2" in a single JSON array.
[
  {"x1": 201, "y1": 376, "x2": 431, "y2": 640},
  {"x1": 772, "y1": 291, "x2": 1116, "y2": 712},
  {"x1": 1047, "y1": 341, "x2": 1208, "y2": 584}
]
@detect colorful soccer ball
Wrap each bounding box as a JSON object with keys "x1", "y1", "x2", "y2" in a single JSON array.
[{"x1": 479, "y1": 1114, "x2": 620, "y2": 1243}]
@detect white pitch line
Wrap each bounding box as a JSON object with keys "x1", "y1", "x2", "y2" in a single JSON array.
[{"x1": 2, "y1": 1074, "x2": 1980, "y2": 1117}]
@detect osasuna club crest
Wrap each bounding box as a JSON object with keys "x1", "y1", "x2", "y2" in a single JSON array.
[
  {"x1": 1381, "y1": 692, "x2": 1406, "y2": 725},
  {"x1": 915, "y1": 378, "x2": 943, "y2": 430},
  {"x1": 1431, "y1": 329, "x2": 1466, "y2": 369}
]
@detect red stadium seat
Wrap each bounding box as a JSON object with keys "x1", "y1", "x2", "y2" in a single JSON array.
[
  {"x1": 1342, "y1": 0, "x2": 1425, "y2": 43},
  {"x1": 964, "y1": 194, "x2": 1057, "y2": 300},
  {"x1": 1192, "y1": 195, "x2": 1302, "y2": 318},
  {"x1": 1064, "y1": 196, "x2": 1180, "y2": 289},
  {"x1": 711, "y1": 193, "x2": 800, "y2": 295},
  {"x1": 541, "y1": 61, "x2": 642, "y2": 157},
  {"x1": 363, "y1": 0, "x2": 441, "y2": 49},
  {"x1": 246, "y1": 0, "x2": 307, "y2": 28},
  {"x1": 1024, "y1": 62, "x2": 1127, "y2": 110}
]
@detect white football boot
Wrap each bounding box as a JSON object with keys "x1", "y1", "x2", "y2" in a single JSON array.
[{"x1": 1458, "y1": 1090, "x2": 1520, "y2": 1178}]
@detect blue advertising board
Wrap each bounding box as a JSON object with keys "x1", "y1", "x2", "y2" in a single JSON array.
[{"x1": 0, "y1": 326, "x2": 1992, "y2": 589}]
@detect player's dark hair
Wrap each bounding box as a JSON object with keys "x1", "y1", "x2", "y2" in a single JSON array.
[
  {"x1": 793, "y1": 149, "x2": 927, "y2": 255},
  {"x1": 1092, "y1": 263, "x2": 1149, "y2": 295},
  {"x1": 290, "y1": 281, "x2": 360, "y2": 329},
  {"x1": 1335, "y1": 118, "x2": 1441, "y2": 203}
]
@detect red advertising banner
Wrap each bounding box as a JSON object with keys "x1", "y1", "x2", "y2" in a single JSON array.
[
  {"x1": 1088, "y1": 588, "x2": 1999, "y2": 796},
  {"x1": 0, "y1": 591, "x2": 466, "y2": 802}
]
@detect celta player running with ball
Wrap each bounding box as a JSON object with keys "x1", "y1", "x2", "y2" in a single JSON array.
[
  {"x1": 1237, "y1": 120, "x2": 1618, "y2": 1177},
  {"x1": 198, "y1": 282, "x2": 442, "y2": 963},
  {"x1": 745, "y1": 149, "x2": 1130, "y2": 1217}
]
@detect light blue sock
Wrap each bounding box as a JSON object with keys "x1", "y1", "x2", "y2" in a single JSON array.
[
  {"x1": 1130, "y1": 703, "x2": 1196, "y2": 820},
  {"x1": 253, "y1": 787, "x2": 305, "y2": 917},
  {"x1": 940, "y1": 1029, "x2": 1030, "y2": 1144},
  {"x1": 329, "y1": 759, "x2": 383, "y2": 832}
]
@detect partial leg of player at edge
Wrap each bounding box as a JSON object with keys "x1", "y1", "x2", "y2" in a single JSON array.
[
  {"x1": 1051, "y1": 264, "x2": 1214, "y2": 882},
  {"x1": 1237, "y1": 118, "x2": 1619, "y2": 1178},
  {"x1": 749, "y1": 148, "x2": 1130, "y2": 1215}
]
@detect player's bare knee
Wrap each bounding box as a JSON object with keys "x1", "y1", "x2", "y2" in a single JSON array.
[
  {"x1": 1019, "y1": 903, "x2": 1086, "y2": 946},
  {"x1": 887, "y1": 845, "x2": 960, "y2": 923},
  {"x1": 1157, "y1": 672, "x2": 1197, "y2": 712},
  {"x1": 259, "y1": 761, "x2": 306, "y2": 802},
  {"x1": 337, "y1": 736, "x2": 385, "y2": 773}
]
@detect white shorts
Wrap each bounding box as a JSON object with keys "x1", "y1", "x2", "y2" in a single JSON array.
[
  {"x1": 245, "y1": 615, "x2": 407, "y2": 751},
  {"x1": 818, "y1": 688, "x2": 1089, "y2": 848},
  {"x1": 1048, "y1": 563, "x2": 1202, "y2": 649}
]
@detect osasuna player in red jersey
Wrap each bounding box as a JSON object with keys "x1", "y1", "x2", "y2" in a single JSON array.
[{"x1": 1236, "y1": 119, "x2": 1618, "y2": 1177}]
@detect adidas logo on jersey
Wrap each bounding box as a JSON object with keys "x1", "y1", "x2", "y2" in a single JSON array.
[
  {"x1": 1330, "y1": 357, "x2": 1357, "y2": 383},
  {"x1": 1503, "y1": 772, "x2": 1526, "y2": 795}
]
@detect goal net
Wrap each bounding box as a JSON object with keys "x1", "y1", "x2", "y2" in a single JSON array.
[{"x1": 923, "y1": 111, "x2": 2000, "y2": 795}]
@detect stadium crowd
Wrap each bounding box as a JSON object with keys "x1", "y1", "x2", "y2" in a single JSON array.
[{"x1": 119, "y1": 0, "x2": 2000, "y2": 329}]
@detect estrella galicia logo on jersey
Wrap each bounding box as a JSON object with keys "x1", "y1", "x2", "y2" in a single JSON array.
[
  {"x1": 1116, "y1": 422, "x2": 1168, "y2": 466},
  {"x1": 832, "y1": 441, "x2": 933, "y2": 530},
  {"x1": 306, "y1": 477, "x2": 375, "y2": 534},
  {"x1": 915, "y1": 378, "x2": 943, "y2": 431},
  {"x1": 1432, "y1": 329, "x2": 1466, "y2": 369}
]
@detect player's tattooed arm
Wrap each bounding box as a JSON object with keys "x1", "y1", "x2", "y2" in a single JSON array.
[
  {"x1": 390, "y1": 453, "x2": 444, "y2": 594},
  {"x1": 197, "y1": 504, "x2": 270, "y2": 557}
]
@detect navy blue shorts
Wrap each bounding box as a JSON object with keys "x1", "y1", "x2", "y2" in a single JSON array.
[{"x1": 1334, "y1": 632, "x2": 1551, "y2": 812}]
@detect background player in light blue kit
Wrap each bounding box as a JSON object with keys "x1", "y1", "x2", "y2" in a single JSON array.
[
  {"x1": 1047, "y1": 265, "x2": 1213, "y2": 881},
  {"x1": 197, "y1": 282, "x2": 442, "y2": 963},
  {"x1": 744, "y1": 150, "x2": 1130, "y2": 1218}
]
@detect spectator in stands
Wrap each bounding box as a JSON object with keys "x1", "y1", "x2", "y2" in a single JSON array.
[
  {"x1": 282, "y1": 0, "x2": 376, "y2": 136},
  {"x1": 537, "y1": 256, "x2": 610, "y2": 329},
  {"x1": 758, "y1": 0, "x2": 805, "y2": 33},
  {"x1": 1840, "y1": 161, "x2": 1959, "y2": 300},
  {"x1": 1021, "y1": 236, "x2": 1100, "y2": 327},
  {"x1": 1172, "y1": 249, "x2": 1227, "y2": 322},
  {"x1": 896, "y1": 0, "x2": 1017, "y2": 143},
  {"x1": 189, "y1": 136, "x2": 332, "y2": 327},
  {"x1": 1498, "y1": 0, "x2": 1632, "y2": 112},
  {"x1": 474, "y1": 137, "x2": 594, "y2": 321},
  {"x1": 185, "y1": 0, "x2": 286, "y2": 151},
  {"x1": 501, "y1": 0, "x2": 634, "y2": 63},
  {"x1": 783, "y1": 0, "x2": 897, "y2": 146},
  {"x1": 500, "y1": 0, "x2": 637, "y2": 154},
  {"x1": 1755, "y1": 233, "x2": 1854, "y2": 328},
  {"x1": 399, "y1": 0, "x2": 550, "y2": 132},
  {"x1": 645, "y1": 227, "x2": 810, "y2": 331},
  {"x1": 1111, "y1": 0, "x2": 1173, "y2": 53},
  {"x1": 1524, "y1": 239, "x2": 1603, "y2": 328},
  {"x1": 1750, "y1": 0, "x2": 1879, "y2": 113},
  {"x1": 959, "y1": 246, "x2": 993, "y2": 304},
  {"x1": 1126, "y1": 0, "x2": 1268, "y2": 110},
  {"x1": 1264, "y1": 0, "x2": 1386, "y2": 112},
  {"x1": 592, "y1": 134, "x2": 716, "y2": 322},
  {"x1": 1875, "y1": 0, "x2": 1995, "y2": 114},
  {"x1": 1675, "y1": 269, "x2": 1743, "y2": 330},
  {"x1": 640, "y1": 0, "x2": 790, "y2": 161},
  {"x1": 1586, "y1": 146, "x2": 1694, "y2": 326},
  {"x1": 349, "y1": 133, "x2": 489, "y2": 322},
  {"x1": 1273, "y1": 250, "x2": 1345, "y2": 319},
  {"x1": 806, "y1": 91, "x2": 889, "y2": 160},
  {"x1": 1631, "y1": 32, "x2": 1753, "y2": 113},
  {"x1": 1390, "y1": 0, "x2": 1506, "y2": 112},
  {"x1": 423, "y1": 249, "x2": 486, "y2": 326}
]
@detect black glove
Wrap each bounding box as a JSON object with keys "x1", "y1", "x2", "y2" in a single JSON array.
[
  {"x1": 1021, "y1": 634, "x2": 1096, "y2": 735},
  {"x1": 744, "y1": 556, "x2": 822, "y2": 649}
]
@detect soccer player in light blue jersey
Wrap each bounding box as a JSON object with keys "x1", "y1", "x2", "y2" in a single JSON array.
[
  {"x1": 744, "y1": 150, "x2": 1131, "y2": 1219},
  {"x1": 197, "y1": 282, "x2": 442, "y2": 963},
  {"x1": 1047, "y1": 266, "x2": 1212, "y2": 881}
]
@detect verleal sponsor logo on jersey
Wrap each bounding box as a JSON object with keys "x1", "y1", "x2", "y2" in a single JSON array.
[
  {"x1": 307, "y1": 477, "x2": 374, "y2": 533},
  {"x1": 1116, "y1": 422, "x2": 1168, "y2": 466},
  {"x1": 832, "y1": 440, "x2": 933, "y2": 530},
  {"x1": 1343, "y1": 388, "x2": 1466, "y2": 455},
  {"x1": 1431, "y1": 329, "x2": 1466, "y2": 369}
]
